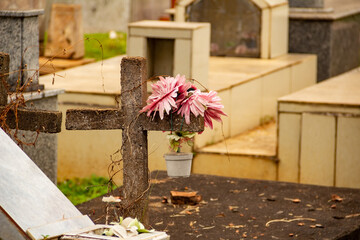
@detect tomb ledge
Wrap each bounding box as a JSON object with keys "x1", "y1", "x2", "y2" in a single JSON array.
[
  {"x1": 289, "y1": 1, "x2": 360, "y2": 20},
  {"x1": 0, "y1": 9, "x2": 44, "y2": 17}
]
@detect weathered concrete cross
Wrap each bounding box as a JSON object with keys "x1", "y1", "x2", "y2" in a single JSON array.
[
  {"x1": 65, "y1": 57, "x2": 204, "y2": 221},
  {"x1": 0, "y1": 52, "x2": 62, "y2": 134}
]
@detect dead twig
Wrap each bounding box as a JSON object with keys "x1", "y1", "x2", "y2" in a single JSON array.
[{"x1": 265, "y1": 218, "x2": 316, "y2": 227}]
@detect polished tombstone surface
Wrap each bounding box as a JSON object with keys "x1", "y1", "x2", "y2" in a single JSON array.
[
  {"x1": 0, "y1": 9, "x2": 43, "y2": 90},
  {"x1": 288, "y1": 0, "x2": 360, "y2": 81},
  {"x1": 0, "y1": 128, "x2": 94, "y2": 239},
  {"x1": 187, "y1": 0, "x2": 289, "y2": 59},
  {"x1": 189, "y1": 0, "x2": 261, "y2": 58}
]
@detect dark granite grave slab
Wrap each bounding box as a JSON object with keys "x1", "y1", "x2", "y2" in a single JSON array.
[
  {"x1": 77, "y1": 171, "x2": 360, "y2": 240},
  {"x1": 289, "y1": 1, "x2": 360, "y2": 82},
  {"x1": 0, "y1": 9, "x2": 44, "y2": 90},
  {"x1": 188, "y1": 0, "x2": 261, "y2": 58},
  {"x1": 289, "y1": 0, "x2": 324, "y2": 8}
]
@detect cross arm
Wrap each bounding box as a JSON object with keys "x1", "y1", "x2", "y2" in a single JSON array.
[
  {"x1": 65, "y1": 109, "x2": 124, "y2": 130},
  {"x1": 0, "y1": 107, "x2": 62, "y2": 133},
  {"x1": 66, "y1": 109, "x2": 204, "y2": 132}
]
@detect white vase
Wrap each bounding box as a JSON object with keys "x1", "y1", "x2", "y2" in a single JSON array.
[{"x1": 164, "y1": 152, "x2": 193, "y2": 177}]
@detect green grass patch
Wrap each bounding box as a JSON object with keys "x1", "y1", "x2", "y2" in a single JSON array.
[
  {"x1": 84, "y1": 32, "x2": 127, "y2": 61},
  {"x1": 57, "y1": 175, "x2": 116, "y2": 205}
]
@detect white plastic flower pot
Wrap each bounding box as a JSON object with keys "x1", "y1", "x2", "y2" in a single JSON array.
[{"x1": 164, "y1": 152, "x2": 193, "y2": 177}]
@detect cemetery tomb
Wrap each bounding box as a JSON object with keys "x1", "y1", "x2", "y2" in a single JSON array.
[
  {"x1": 45, "y1": 3, "x2": 84, "y2": 59},
  {"x1": 288, "y1": 0, "x2": 360, "y2": 81},
  {"x1": 40, "y1": 52, "x2": 316, "y2": 182},
  {"x1": 0, "y1": 127, "x2": 169, "y2": 240},
  {"x1": 0, "y1": 9, "x2": 44, "y2": 91},
  {"x1": 183, "y1": 0, "x2": 288, "y2": 59},
  {"x1": 278, "y1": 67, "x2": 360, "y2": 188},
  {"x1": 127, "y1": 20, "x2": 210, "y2": 88}
]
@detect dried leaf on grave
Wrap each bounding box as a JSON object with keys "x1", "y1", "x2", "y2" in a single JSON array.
[
  {"x1": 284, "y1": 197, "x2": 301, "y2": 203},
  {"x1": 345, "y1": 213, "x2": 360, "y2": 219},
  {"x1": 267, "y1": 195, "x2": 277, "y2": 201},
  {"x1": 330, "y1": 204, "x2": 336, "y2": 209},
  {"x1": 210, "y1": 197, "x2": 218, "y2": 201},
  {"x1": 171, "y1": 191, "x2": 202, "y2": 205},
  {"x1": 229, "y1": 206, "x2": 239, "y2": 212},
  {"x1": 242, "y1": 232, "x2": 247, "y2": 238},
  {"x1": 202, "y1": 226, "x2": 215, "y2": 230},
  {"x1": 189, "y1": 221, "x2": 196, "y2": 227},
  {"x1": 224, "y1": 223, "x2": 245, "y2": 229},
  {"x1": 230, "y1": 189, "x2": 241, "y2": 194},
  {"x1": 289, "y1": 233, "x2": 294, "y2": 237},
  {"x1": 315, "y1": 224, "x2": 324, "y2": 228},
  {"x1": 216, "y1": 212, "x2": 226, "y2": 217},
  {"x1": 331, "y1": 194, "x2": 343, "y2": 202},
  {"x1": 297, "y1": 222, "x2": 305, "y2": 226},
  {"x1": 155, "y1": 221, "x2": 163, "y2": 225},
  {"x1": 179, "y1": 206, "x2": 200, "y2": 215}
]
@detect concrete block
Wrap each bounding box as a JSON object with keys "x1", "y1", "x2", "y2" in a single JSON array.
[
  {"x1": 130, "y1": 27, "x2": 192, "y2": 39},
  {"x1": 278, "y1": 113, "x2": 301, "y2": 183},
  {"x1": 230, "y1": 78, "x2": 262, "y2": 136},
  {"x1": 290, "y1": 55, "x2": 317, "y2": 92},
  {"x1": 192, "y1": 25, "x2": 210, "y2": 88},
  {"x1": 300, "y1": 113, "x2": 336, "y2": 186},
  {"x1": 261, "y1": 67, "x2": 291, "y2": 118},
  {"x1": 187, "y1": 0, "x2": 288, "y2": 59},
  {"x1": 127, "y1": 36, "x2": 147, "y2": 57},
  {"x1": 336, "y1": 116, "x2": 360, "y2": 188},
  {"x1": 174, "y1": 39, "x2": 191, "y2": 78},
  {"x1": 193, "y1": 153, "x2": 277, "y2": 181},
  {"x1": 0, "y1": 9, "x2": 43, "y2": 88},
  {"x1": 45, "y1": 4, "x2": 84, "y2": 59},
  {"x1": 260, "y1": 8, "x2": 270, "y2": 58},
  {"x1": 128, "y1": 21, "x2": 210, "y2": 88},
  {"x1": 269, "y1": 4, "x2": 289, "y2": 58}
]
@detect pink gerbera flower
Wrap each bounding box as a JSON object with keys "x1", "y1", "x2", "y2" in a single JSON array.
[
  {"x1": 177, "y1": 90, "x2": 226, "y2": 129},
  {"x1": 140, "y1": 75, "x2": 186, "y2": 119},
  {"x1": 177, "y1": 89, "x2": 207, "y2": 124},
  {"x1": 202, "y1": 91, "x2": 227, "y2": 129}
]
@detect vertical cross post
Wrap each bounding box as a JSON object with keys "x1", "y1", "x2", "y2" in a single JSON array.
[
  {"x1": 120, "y1": 57, "x2": 149, "y2": 220},
  {"x1": 0, "y1": 53, "x2": 9, "y2": 106}
]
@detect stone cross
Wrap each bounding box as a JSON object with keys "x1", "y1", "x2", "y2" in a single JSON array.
[
  {"x1": 0, "y1": 52, "x2": 62, "y2": 133},
  {"x1": 66, "y1": 57, "x2": 204, "y2": 221}
]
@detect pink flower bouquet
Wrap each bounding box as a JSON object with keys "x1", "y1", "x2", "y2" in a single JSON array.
[{"x1": 140, "y1": 75, "x2": 226, "y2": 152}]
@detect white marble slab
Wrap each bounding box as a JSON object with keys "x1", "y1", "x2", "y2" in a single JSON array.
[{"x1": 0, "y1": 128, "x2": 94, "y2": 239}]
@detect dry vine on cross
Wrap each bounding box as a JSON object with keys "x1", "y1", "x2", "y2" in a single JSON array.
[{"x1": 0, "y1": 52, "x2": 62, "y2": 146}]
